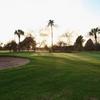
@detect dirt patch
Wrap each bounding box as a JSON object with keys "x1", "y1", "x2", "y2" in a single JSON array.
[{"x1": 0, "y1": 57, "x2": 30, "y2": 70}]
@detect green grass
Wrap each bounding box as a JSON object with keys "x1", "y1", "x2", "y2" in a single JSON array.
[{"x1": 0, "y1": 52, "x2": 100, "y2": 100}]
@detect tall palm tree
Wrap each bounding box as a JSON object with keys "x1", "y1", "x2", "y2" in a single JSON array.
[
  {"x1": 89, "y1": 27, "x2": 100, "y2": 44},
  {"x1": 14, "y1": 29, "x2": 24, "y2": 51},
  {"x1": 48, "y1": 20, "x2": 54, "y2": 51}
]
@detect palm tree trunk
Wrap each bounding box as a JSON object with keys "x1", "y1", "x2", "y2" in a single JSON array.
[
  {"x1": 51, "y1": 25, "x2": 53, "y2": 52},
  {"x1": 18, "y1": 37, "x2": 20, "y2": 52},
  {"x1": 94, "y1": 33, "x2": 97, "y2": 44}
]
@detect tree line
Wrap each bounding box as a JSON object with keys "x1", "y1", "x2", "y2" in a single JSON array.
[{"x1": 0, "y1": 20, "x2": 100, "y2": 52}]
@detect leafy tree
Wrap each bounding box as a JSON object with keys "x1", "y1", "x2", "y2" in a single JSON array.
[
  {"x1": 0, "y1": 43, "x2": 3, "y2": 50},
  {"x1": 57, "y1": 41, "x2": 66, "y2": 47},
  {"x1": 14, "y1": 29, "x2": 24, "y2": 51},
  {"x1": 61, "y1": 32, "x2": 73, "y2": 46},
  {"x1": 89, "y1": 27, "x2": 100, "y2": 44},
  {"x1": 44, "y1": 45, "x2": 49, "y2": 50},
  {"x1": 21, "y1": 36, "x2": 36, "y2": 52},
  {"x1": 95, "y1": 43, "x2": 100, "y2": 51},
  {"x1": 48, "y1": 20, "x2": 55, "y2": 51},
  {"x1": 84, "y1": 39, "x2": 95, "y2": 51},
  {"x1": 74, "y1": 35, "x2": 84, "y2": 51},
  {"x1": 4, "y1": 40, "x2": 17, "y2": 52}
]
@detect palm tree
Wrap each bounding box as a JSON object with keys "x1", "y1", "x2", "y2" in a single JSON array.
[
  {"x1": 89, "y1": 27, "x2": 100, "y2": 44},
  {"x1": 14, "y1": 29, "x2": 24, "y2": 51},
  {"x1": 48, "y1": 20, "x2": 55, "y2": 51},
  {"x1": 74, "y1": 35, "x2": 84, "y2": 51}
]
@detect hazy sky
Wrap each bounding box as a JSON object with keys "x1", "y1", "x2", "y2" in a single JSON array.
[{"x1": 0, "y1": 0, "x2": 100, "y2": 44}]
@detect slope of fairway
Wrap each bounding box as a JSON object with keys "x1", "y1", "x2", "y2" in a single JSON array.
[{"x1": 0, "y1": 52, "x2": 100, "y2": 100}]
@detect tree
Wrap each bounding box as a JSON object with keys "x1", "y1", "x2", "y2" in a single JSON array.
[
  {"x1": 95, "y1": 43, "x2": 100, "y2": 51},
  {"x1": 4, "y1": 40, "x2": 17, "y2": 52},
  {"x1": 57, "y1": 41, "x2": 66, "y2": 47},
  {"x1": 0, "y1": 42, "x2": 3, "y2": 50},
  {"x1": 48, "y1": 20, "x2": 55, "y2": 51},
  {"x1": 74, "y1": 35, "x2": 84, "y2": 51},
  {"x1": 14, "y1": 29, "x2": 24, "y2": 51},
  {"x1": 21, "y1": 36, "x2": 36, "y2": 52},
  {"x1": 89, "y1": 27, "x2": 100, "y2": 44},
  {"x1": 84, "y1": 39, "x2": 95, "y2": 51}
]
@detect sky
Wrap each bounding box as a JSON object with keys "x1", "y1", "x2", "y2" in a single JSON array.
[{"x1": 0, "y1": 0, "x2": 100, "y2": 45}]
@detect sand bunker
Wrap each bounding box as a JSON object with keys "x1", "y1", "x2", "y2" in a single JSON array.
[{"x1": 0, "y1": 57, "x2": 30, "y2": 69}]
